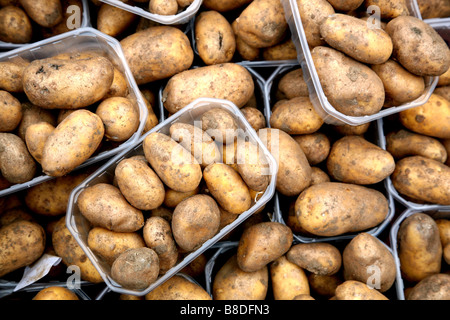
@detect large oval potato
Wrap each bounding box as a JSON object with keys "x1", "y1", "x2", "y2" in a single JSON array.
[
  {"x1": 270, "y1": 255, "x2": 310, "y2": 300},
  {"x1": 286, "y1": 243, "x2": 342, "y2": 276},
  {"x1": 23, "y1": 56, "x2": 114, "y2": 109},
  {"x1": 335, "y1": 280, "x2": 389, "y2": 300},
  {"x1": 120, "y1": 26, "x2": 193, "y2": 85},
  {"x1": 295, "y1": 182, "x2": 389, "y2": 237},
  {"x1": 146, "y1": 274, "x2": 211, "y2": 300},
  {"x1": 0, "y1": 133, "x2": 36, "y2": 184},
  {"x1": 97, "y1": 3, "x2": 137, "y2": 38},
  {"x1": 407, "y1": 274, "x2": 450, "y2": 300},
  {"x1": 0, "y1": 5, "x2": 32, "y2": 44},
  {"x1": 19, "y1": 0, "x2": 63, "y2": 28}
]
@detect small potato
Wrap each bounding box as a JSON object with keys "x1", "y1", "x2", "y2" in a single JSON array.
[
  {"x1": 236, "y1": 140, "x2": 270, "y2": 192},
  {"x1": 0, "y1": 59, "x2": 29, "y2": 93},
  {"x1": 0, "y1": 207, "x2": 35, "y2": 227},
  {"x1": 327, "y1": 0, "x2": 363, "y2": 11},
  {"x1": 407, "y1": 274, "x2": 450, "y2": 300},
  {"x1": 163, "y1": 187, "x2": 199, "y2": 208},
  {"x1": 213, "y1": 254, "x2": 268, "y2": 300},
  {"x1": 240, "y1": 107, "x2": 266, "y2": 131},
  {"x1": 326, "y1": 135, "x2": 395, "y2": 185},
  {"x1": 103, "y1": 68, "x2": 129, "y2": 100},
  {"x1": 277, "y1": 68, "x2": 309, "y2": 99},
  {"x1": 335, "y1": 280, "x2": 389, "y2": 300},
  {"x1": 232, "y1": 20, "x2": 260, "y2": 61},
  {"x1": 19, "y1": 0, "x2": 63, "y2": 28},
  {"x1": 0, "y1": 220, "x2": 45, "y2": 278},
  {"x1": 143, "y1": 217, "x2": 178, "y2": 274},
  {"x1": 237, "y1": 222, "x2": 293, "y2": 272},
  {"x1": 0, "y1": 133, "x2": 36, "y2": 184},
  {"x1": 111, "y1": 247, "x2": 160, "y2": 290},
  {"x1": 25, "y1": 122, "x2": 55, "y2": 164},
  {"x1": 146, "y1": 275, "x2": 211, "y2": 300},
  {"x1": 0, "y1": 6, "x2": 32, "y2": 44},
  {"x1": 33, "y1": 286, "x2": 79, "y2": 300},
  {"x1": 397, "y1": 213, "x2": 442, "y2": 283},
  {"x1": 77, "y1": 183, "x2": 145, "y2": 233},
  {"x1": 203, "y1": 163, "x2": 252, "y2": 214},
  {"x1": 17, "y1": 102, "x2": 57, "y2": 141},
  {"x1": 195, "y1": 10, "x2": 236, "y2": 65},
  {"x1": 88, "y1": 227, "x2": 146, "y2": 266},
  {"x1": 202, "y1": 0, "x2": 252, "y2": 12},
  {"x1": 0, "y1": 91, "x2": 22, "y2": 132},
  {"x1": 332, "y1": 122, "x2": 371, "y2": 136},
  {"x1": 363, "y1": 0, "x2": 409, "y2": 19},
  {"x1": 143, "y1": 132, "x2": 202, "y2": 193},
  {"x1": 386, "y1": 129, "x2": 448, "y2": 163},
  {"x1": 97, "y1": 3, "x2": 137, "y2": 38},
  {"x1": 286, "y1": 243, "x2": 342, "y2": 276},
  {"x1": 310, "y1": 167, "x2": 330, "y2": 185},
  {"x1": 270, "y1": 255, "x2": 310, "y2": 300},
  {"x1": 150, "y1": 206, "x2": 173, "y2": 223},
  {"x1": 308, "y1": 273, "x2": 343, "y2": 298},
  {"x1": 201, "y1": 108, "x2": 238, "y2": 144},
  {"x1": 149, "y1": 0, "x2": 178, "y2": 15},
  {"x1": 262, "y1": 38, "x2": 297, "y2": 61},
  {"x1": 171, "y1": 194, "x2": 220, "y2": 252},
  {"x1": 293, "y1": 132, "x2": 330, "y2": 165}
]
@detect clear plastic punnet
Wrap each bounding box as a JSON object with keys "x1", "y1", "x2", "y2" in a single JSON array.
[
  {"x1": 66, "y1": 97, "x2": 278, "y2": 296},
  {"x1": 280, "y1": 0, "x2": 439, "y2": 126}
]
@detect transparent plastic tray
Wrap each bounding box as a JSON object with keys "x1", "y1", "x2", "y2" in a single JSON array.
[
  {"x1": 0, "y1": 0, "x2": 91, "y2": 51},
  {"x1": 66, "y1": 97, "x2": 278, "y2": 296},
  {"x1": 0, "y1": 27, "x2": 148, "y2": 198},
  {"x1": 389, "y1": 206, "x2": 450, "y2": 300},
  {"x1": 280, "y1": 0, "x2": 439, "y2": 126},
  {"x1": 99, "y1": 0, "x2": 202, "y2": 25}
]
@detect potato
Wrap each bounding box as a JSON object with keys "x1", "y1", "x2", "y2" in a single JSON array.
[
  {"x1": 417, "y1": 0, "x2": 450, "y2": 19},
  {"x1": 308, "y1": 273, "x2": 343, "y2": 298},
  {"x1": 101, "y1": 68, "x2": 129, "y2": 101},
  {"x1": 120, "y1": 26, "x2": 193, "y2": 85},
  {"x1": 177, "y1": 0, "x2": 193, "y2": 8},
  {"x1": 25, "y1": 122, "x2": 55, "y2": 164},
  {"x1": 311, "y1": 46, "x2": 385, "y2": 117},
  {"x1": 386, "y1": 129, "x2": 448, "y2": 163},
  {"x1": 17, "y1": 103, "x2": 57, "y2": 141},
  {"x1": 258, "y1": 128, "x2": 312, "y2": 197},
  {"x1": 169, "y1": 122, "x2": 221, "y2": 168},
  {"x1": 77, "y1": 183, "x2": 145, "y2": 233},
  {"x1": 0, "y1": 59, "x2": 29, "y2": 93},
  {"x1": 363, "y1": 0, "x2": 409, "y2": 19},
  {"x1": 270, "y1": 255, "x2": 310, "y2": 300},
  {"x1": 262, "y1": 38, "x2": 297, "y2": 61},
  {"x1": 310, "y1": 167, "x2": 330, "y2": 185},
  {"x1": 235, "y1": 0, "x2": 288, "y2": 48},
  {"x1": 392, "y1": 156, "x2": 450, "y2": 205},
  {"x1": 270, "y1": 97, "x2": 323, "y2": 135},
  {"x1": 386, "y1": 16, "x2": 450, "y2": 77},
  {"x1": 235, "y1": 140, "x2": 270, "y2": 192},
  {"x1": 150, "y1": 206, "x2": 173, "y2": 223},
  {"x1": 143, "y1": 216, "x2": 178, "y2": 274},
  {"x1": 436, "y1": 219, "x2": 450, "y2": 260},
  {"x1": 202, "y1": 0, "x2": 252, "y2": 12},
  {"x1": 163, "y1": 63, "x2": 254, "y2": 114},
  {"x1": 0, "y1": 207, "x2": 34, "y2": 227},
  {"x1": 277, "y1": 68, "x2": 309, "y2": 99},
  {"x1": 333, "y1": 122, "x2": 371, "y2": 136},
  {"x1": 180, "y1": 253, "x2": 207, "y2": 278},
  {"x1": 143, "y1": 132, "x2": 202, "y2": 193},
  {"x1": 23, "y1": 56, "x2": 114, "y2": 109},
  {"x1": 19, "y1": 0, "x2": 63, "y2": 28},
  {"x1": 286, "y1": 243, "x2": 342, "y2": 276},
  {"x1": 240, "y1": 107, "x2": 266, "y2": 132},
  {"x1": 0, "y1": 220, "x2": 45, "y2": 278},
  {"x1": 195, "y1": 10, "x2": 236, "y2": 65},
  {"x1": 327, "y1": 135, "x2": 395, "y2": 185},
  {"x1": 97, "y1": 3, "x2": 137, "y2": 38},
  {"x1": 201, "y1": 108, "x2": 238, "y2": 144},
  {"x1": 163, "y1": 187, "x2": 199, "y2": 208},
  {"x1": 397, "y1": 213, "x2": 442, "y2": 283},
  {"x1": 407, "y1": 274, "x2": 450, "y2": 300},
  {"x1": 24, "y1": 171, "x2": 89, "y2": 217},
  {"x1": 88, "y1": 227, "x2": 146, "y2": 266},
  {"x1": 111, "y1": 247, "x2": 160, "y2": 290},
  {"x1": 399, "y1": 94, "x2": 450, "y2": 139},
  {"x1": 172, "y1": 194, "x2": 220, "y2": 252},
  {"x1": 203, "y1": 163, "x2": 251, "y2": 215},
  {"x1": 33, "y1": 286, "x2": 79, "y2": 300},
  {"x1": 0, "y1": 91, "x2": 22, "y2": 132},
  {"x1": 231, "y1": 20, "x2": 260, "y2": 61},
  {"x1": 146, "y1": 275, "x2": 211, "y2": 300},
  {"x1": 335, "y1": 280, "x2": 389, "y2": 300},
  {"x1": 293, "y1": 133, "x2": 330, "y2": 165},
  {"x1": 0, "y1": 6, "x2": 32, "y2": 44},
  {"x1": 0, "y1": 133, "x2": 36, "y2": 184},
  {"x1": 149, "y1": 0, "x2": 178, "y2": 15},
  {"x1": 41, "y1": 110, "x2": 104, "y2": 177},
  {"x1": 295, "y1": 0, "x2": 335, "y2": 47},
  {"x1": 237, "y1": 222, "x2": 293, "y2": 272},
  {"x1": 327, "y1": 0, "x2": 363, "y2": 11},
  {"x1": 40, "y1": 0, "x2": 84, "y2": 38},
  {"x1": 213, "y1": 254, "x2": 268, "y2": 300},
  {"x1": 435, "y1": 87, "x2": 450, "y2": 103},
  {"x1": 320, "y1": 14, "x2": 393, "y2": 65},
  {"x1": 295, "y1": 182, "x2": 389, "y2": 237}
]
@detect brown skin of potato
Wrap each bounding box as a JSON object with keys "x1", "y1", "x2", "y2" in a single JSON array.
[
  {"x1": 0, "y1": 90, "x2": 22, "y2": 132},
  {"x1": 386, "y1": 129, "x2": 447, "y2": 163},
  {"x1": 41, "y1": 0, "x2": 84, "y2": 39},
  {"x1": 0, "y1": 60, "x2": 29, "y2": 93},
  {"x1": 121, "y1": 26, "x2": 193, "y2": 85},
  {"x1": 293, "y1": 133, "x2": 330, "y2": 165},
  {"x1": 0, "y1": 207, "x2": 35, "y2": 227},
  {"x1": 143, "y1": 132, "x2": 202, "y2": 193},
  {"x1": 102, "y1": 68, "x2": 129, "y2": 100},
  {"x1": 19, "y1": 0, "x2": 63, "y2": 28},
  {"x1": 163, "y1": 187, "x2": 199, "y2": 208},
  {"x1": 17, "y1": 103, "x2": 57, "y2": 140},
  {"x1": 236, "y1": 140, "x2": 270, "y2": 192},
  {"x1": 296, "y1": 0, "x2": 335, "y2": 47},
  {"x1": 398, "y1": 213, "x2": 442, "y2": 283},
  {"x1": 392, "y1": 156, "x2": 450, "y2": 205},
  {"x1": 201, "y1": 108, "x2": 238, "y2": 144},
  {"x1": 270, "y1": 255, "x2": 310, "y2": 300},
  {"x1": 33, "y1": 286, "x2": 79, "y2": 300},
  {"x1": 237, "y1": 222, "x2": 293, "y2": 273},
  {"x1": 97, "y1": 3, "x2": 137, "y2": 38},
  {"x1": 195, "y1": 10, "x2": 236, "y2": 65},
  {"x1": 0, "y1": 220, "x2": 45, "y2": 278},
  {"x1": 149, "y1": 0, "x2": 178, "y2": 15},
  {"x1": 326, "y1": 135, "x2": 395, "y2": 185},
  {"x1": 262, "y1": 38, "x2": 297, "y2": 61},
  {"x1": 240, "y1": 107, "x2": 266, "y2": 132},
  {"x1": 77, "y1": 183, "x2": 145, "y2": 233},
  {"x1": 41, "y1": 109, "x2": 104, "y2": 177},
  {"x1": 0, "y1": 6, "x2": 32, "y2": 44},
  {"x1": 172, "y1": 194, "x2": 221, "y2": 252},
  {"x1": 308, "y1": 273, "x2": 343, "y2": 298},
  {"x1": 386, "y1": 16, "x2": 450, "y2": 77},
  {"x1": 399, "y1": 94, "x2": 450, "y2": 139},
  {"x1": 286, "y1": 242, "x2": 342, "y2": 276},
  {"x1": 436, "y1": 219, "x2": 450, "y2": 248},
  {"x1": 0, "y1": 133, "x2": 36, "y2": 184},
  {"x1": 343, "y1": 233, "x2": 396, "y2": 292},
  {"x1": 295, "y1": 182, "x2": 389, "y2": 237},
  {"x1": 146, "y1": 275, "x2": 212, "y2": 300},
  {"x1": 417, "y1": 0, "x2": 450, "y2": 19},
  {"x1": 231, "y1": 20, "x2": 260, "y2": 61},
  {"x1": 111, "y1": 247, "x2": 160, "y2": 290},
  {"x1": 407, "y1": 274, "x2": 450, "y2": 300},
  {"x1": 278, "y1": 68, "x2": 309, "y2": 99},
  {"x1": 141, "y1": 93, "x2": 159, "y2": 133},
  {"x1": 150, "y1": 206, "x2": 173, "y2": 223},
  {"x1": 335, "y1": 280, "x2": 389, "y2": 300},
  {"x1": 434, "y1": 87, "x2": 450, "y2": 103},
  {"x1": 311, "y1": 46, "x2": 385, "y2": 117},
  {"x1": 87, "y1": 227, "x2": 146, "y2": 266},
  {"x1": 310, "y1": 167, "x2": 330, "y2": 185},
  {"x1": 213, "y1": 254, "x2": 268, "y2": 300},
  {"x1": 333, "y1": 122, "x2": 371, "y2": 136},
  {"x1": 25, "y1": 122, "x2": 55, "y2": 164},
  {"x1": 163, "y1": 63, "x2": 254, "y2": 114},
  {"x1": 438, "y1": 67, "x2": 450, "y2": 87},
  {"x1": 203, "y1": 0, "x2": 252, "y2": 12},
  {"x1": 143, "y1": 216, "x2": 178, "y2": 274},
  {"x1": 327, "y1": 0, "x2": 363, "y2": 11},
  {"x1": 363, "y1": 0, "x2": 409, "y2": 19}
]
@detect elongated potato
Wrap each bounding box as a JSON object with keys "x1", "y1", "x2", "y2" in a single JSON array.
[
  {"x1": 270, "y1": 255, "x2": 310, "y2": 300},
  {"x1": 0, "y1": 90, "x2": 22, "y2": 132},
  {"x1": 19, "y1": 0, "x2": 63, "y2": 27},
  {"x1": 97, "y1": 3, "x2": 137, "y2": 38},
  {"x1": 236, "y1": 140, "x2": 270, "y2": 192},
  {"x1": 0, "y1": 133, "x2": 36, "y2": 184},
  {"x1": 25, "y1": 122, "x2": 55, "y2": 164},
  {"x1": 286, "y1": 243, "x2": 342, "y2": 276}
]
